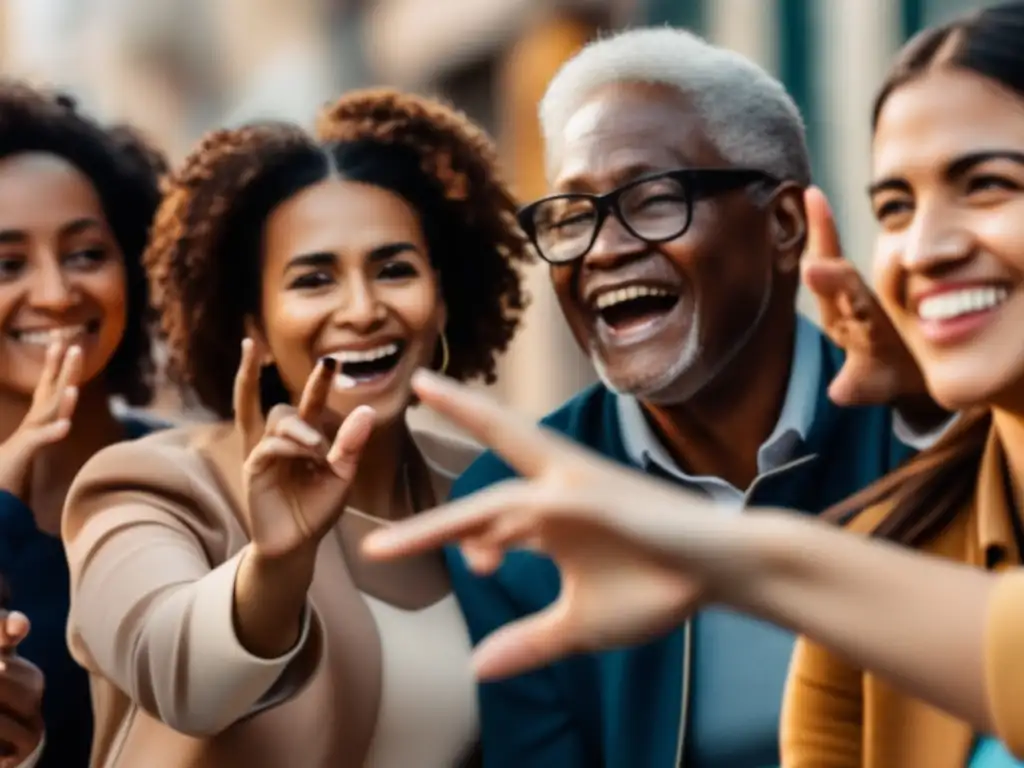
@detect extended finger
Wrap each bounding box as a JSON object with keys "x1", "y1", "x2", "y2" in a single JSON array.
[
  {"x1": 271, "y1": 414, "x2": 329, "y2": 453},
  {"x1": 244, "y1": 435, "x2": 326, "y2": 477},
  {"x1": 35, "y1": 341, "x2": 64, "y2": 393},
  {"x1": 802, "y1": 261, "x2": 875, "y2": 325},
  {"x1": 327, "y1": 405, "x2": 375, "y2": 483},
  {"x1": 362, "y1": 480, "x2": 538, "y2": 560},
  {"x1": 56, "y1": 381, "x2": 79, "y2": 423},
  {"x1": 411, "y1": 370, "x2": 584, "y2": 477},
  {"x1": 0, "y1": 615, "x2": 28, "y2": 651},
  {"x1": 233, "y1": 339, "x2": 265, "y2": 455},
  {"x1": 804, "y1": 186, "x2": 843, "y2": 263},
  {"x1": 54, "y1": 344, "x2": 83, "y2": 391},
  {"x1": 471, "y1": 601, "x2": 576, "y2": 680},
  {"x1": 297, "y1": 358, "x2": 335, "y2": 424}
]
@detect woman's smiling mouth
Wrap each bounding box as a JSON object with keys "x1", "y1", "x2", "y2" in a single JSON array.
[{"x1": 325, "y1": 340, "x2": 406, "y2": 389}]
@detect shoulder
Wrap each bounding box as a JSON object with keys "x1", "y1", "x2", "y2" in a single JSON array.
[
  {"x1": 408, "y1": 413, "x2": 483, "y2": 480},
  {"x1": 450, "y1": 383, "x2": 615, "y2": 500},
  {"x1": 65, "y1": 422, "x2": 242, "y2": 537}
]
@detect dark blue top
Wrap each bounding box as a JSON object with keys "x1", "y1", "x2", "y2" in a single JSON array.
[
  {"x1": 0, "y1": 413, "x2": 164, "y2": 768},
  {"x1": 446, "y1": 330, "x2": 917, "y2": 768}
]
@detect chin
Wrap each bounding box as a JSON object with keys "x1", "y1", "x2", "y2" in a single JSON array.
[{"x1": 593, "y1": 351, "x2": 708, "y2": 406}]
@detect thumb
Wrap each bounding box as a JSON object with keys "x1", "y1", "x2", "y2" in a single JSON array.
[
  {"x1": 802, "y1": 259, "x2": 862, "y2": 301},
  {"x1": 472, "y1": 601, "x2": 575, "y2": 680},
  {"x1": 327, "y1": 405, "x2": 376, "y2": 483},
  {"x1": 0, "y1": 611, "x2": 30, "y2": 650},
  {"x1": 804, "y1": 185, "x2": 843, "y2": 262}
]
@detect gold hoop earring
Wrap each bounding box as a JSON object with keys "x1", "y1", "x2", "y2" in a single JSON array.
[{"x1": 436, "y1": 332, "x2": 450, "y2": 375}]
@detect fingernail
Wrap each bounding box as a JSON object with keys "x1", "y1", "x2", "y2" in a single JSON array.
[
  {"x1": 320, "y1": 356, "x2": 337, "y2": 373},
  {"x1": 334, "y1": 372, "x2": 356, "y2": 390}
]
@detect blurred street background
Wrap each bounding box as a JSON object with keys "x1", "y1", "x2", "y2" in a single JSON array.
[{"x1": 0, "y1": 0, "x2": 997, "y2": 423}]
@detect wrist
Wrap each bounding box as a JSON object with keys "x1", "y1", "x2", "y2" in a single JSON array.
[
  {"x1": 233, "y1": 545, "x2": 316, "y2": 659},
  {"x1": 243, "y1": 545, "x2": 317, "y2": 594},
  {"x1": 703, "y1": 511, "x2": 811, "y2": 611}
]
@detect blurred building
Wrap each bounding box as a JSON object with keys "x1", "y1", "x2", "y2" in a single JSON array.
[{"x1": 0, "y1": 0, "x2": 1005, "y2": 423}]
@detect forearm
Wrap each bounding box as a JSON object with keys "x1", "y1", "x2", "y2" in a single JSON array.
[
  {"x1": 718, "y1": 512, "x2": 993, "y2": 731},
  {"x1": 233, "y1": 544, "x2": 316, "y2": 658}
]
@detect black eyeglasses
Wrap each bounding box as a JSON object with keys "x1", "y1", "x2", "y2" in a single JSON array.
[{"x1": 517, "y1": 168, "x2": 781, "y2": 265}]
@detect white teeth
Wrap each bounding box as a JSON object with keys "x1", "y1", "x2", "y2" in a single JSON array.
[
  {"x1": 328, "y1": 342, "x2": 400, "y2": 364},
  {"x1": 918, "y1": 287, "x2": 1010, "y2": 322},
  {"x1": 594, "y1": 285, "x2": 675, "y2": 310},
  {"x1": 11, "y1": 325, "x2": 90, "y2": 345}
]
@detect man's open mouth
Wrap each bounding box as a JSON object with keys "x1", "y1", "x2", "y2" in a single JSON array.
[{"x1": 592, "y1": 285, "x2": 681, "y2": 332}]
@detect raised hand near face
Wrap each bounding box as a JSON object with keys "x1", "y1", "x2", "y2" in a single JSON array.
[
  {"x1": 0, "y1": 342, "x2": 81, "y2": 499},
  {"x1": 802, "y1": 186, "x2": 929, "y2": 407},
  {"x1": 234, "y1": 338, "x2": 376, "y2": 561},
  {"x1": 0, "y1": 610, "x2": 44, "y2": 768},
  {"x1": 363, "y1": 371, "x2": 732, "y2": 681}
]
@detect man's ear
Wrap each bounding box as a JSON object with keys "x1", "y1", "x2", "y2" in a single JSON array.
[
  {"x1": 768, "y1": 182, "x2": 808, "y2": 275},
  {"x1": 243, "y1": 315, "x2": 274, "y2": 366}
]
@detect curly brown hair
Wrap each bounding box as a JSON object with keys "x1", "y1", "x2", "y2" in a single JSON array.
[
  {"x1": 146, "y1": 88, "x2": 531, "y2": 418},
  {"x1": 0, "y1": 81, "x2": 165, "y2": 406}
]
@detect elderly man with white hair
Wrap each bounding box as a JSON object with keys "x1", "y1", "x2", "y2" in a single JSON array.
[{"x1": 445, "y1": 26, "x2": 950, "y2": 768}]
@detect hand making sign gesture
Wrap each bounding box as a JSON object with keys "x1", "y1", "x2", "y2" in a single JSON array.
[
  {"x1": 0, "y1": 608, "x2": 44, "y2": 768},
  {"x1": 801, "y1": 186, "x2": 928, "y2": 407},
  {"x1": 234, "y1": 339, "x2": 376, "y2": 560},
  {"x1": 363, "y1": 370, "x2": 743, "y2": 681},
  {"x1": 0, "y1": 341, "x2": 81, "y2": 499}
]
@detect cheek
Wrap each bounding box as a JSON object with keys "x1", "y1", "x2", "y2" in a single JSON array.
[
  {"x1": 89, "y1": 267, "x2": 128, "y2": 343},
  {"x1": 389, "y1": 282, "x2": 442, "y2": 338},
  {"x1": 549, "y1": 265, "x2": 576, "y2": 311},
  {"x1": 261, "y1": 296, "x2": 329, "y2": 386},
  {"x1": 870, "y1": 238, "x2": 903, "y2": 319}
]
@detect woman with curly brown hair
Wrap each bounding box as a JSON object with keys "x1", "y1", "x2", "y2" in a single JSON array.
[
  {"x1": 0, "y1": 83, "x2": 166, "y2": 768},
  {"x1": 61, "y1": 88, "x2": 530, "y2": 768}
]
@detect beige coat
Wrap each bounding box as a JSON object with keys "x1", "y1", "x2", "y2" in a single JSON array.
[{"x1": 63, "y1": 418, "x2": 482, "y2": 768}]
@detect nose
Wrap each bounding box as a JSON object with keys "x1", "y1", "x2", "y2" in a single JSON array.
[
  {"x1": 333, "y1": 275, "x2": 386, "y2": 332},
  {"x1": 581, "y1": 210, "x2": 647, "y2": 272},
  {"x1": 900, "y1": 205, "x2": 974, "y2": 273},
  {"x1": 28, "y1": 258, "x2": 77, "y2": 312}
]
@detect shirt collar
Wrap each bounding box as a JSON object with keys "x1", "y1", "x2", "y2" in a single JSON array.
[
  {"x1": 975, "y1": 423, "x2": 1021, "y2": 567},
  {"x1": 617, "y1": 314, "x2": 822, "y2": 478}
]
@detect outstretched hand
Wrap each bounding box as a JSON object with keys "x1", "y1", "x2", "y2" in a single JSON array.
[
  {"x1": 802, "y1": 186, "x2": 927, "y2": 406},
  {"x1": 363, "y1": 371, "x2": 745, "y2": 680},
  {"x1": 235, "y1": 339, "x2": 376, "y2": 560},
  {"x1": 0, "y1": 610, "x2": 44, "y2": 767}
]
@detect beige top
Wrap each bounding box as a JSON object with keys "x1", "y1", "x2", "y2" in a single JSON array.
[{"x1": 62, "y1": 416, "x2": 483, "y2": 768}]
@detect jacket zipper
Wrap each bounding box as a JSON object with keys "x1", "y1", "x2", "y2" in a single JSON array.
[
  {"x1": 673, "y1": 619, "x2": 692, "y2": 767},
  {"x1": 673, "y1": 453, "x2": 817, "y2": 768}
]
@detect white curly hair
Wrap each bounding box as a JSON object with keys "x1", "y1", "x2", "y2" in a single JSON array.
[{"x1": 539, "y1": 26, "x2": 812, "y2": 186}]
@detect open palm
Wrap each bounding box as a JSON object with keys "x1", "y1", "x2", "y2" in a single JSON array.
[{"x1": 235, "y1": 339, "x2": 375, "y2": 559}]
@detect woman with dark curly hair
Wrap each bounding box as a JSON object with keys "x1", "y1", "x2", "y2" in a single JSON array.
[
  {"x1": 0, "y1": 82, "x2": 166, "y2": 768},
  {"x1": 62, "y1": 88, "x2": 530, "y2": 767}
]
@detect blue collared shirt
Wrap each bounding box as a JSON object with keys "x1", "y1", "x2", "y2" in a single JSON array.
[{"x1": 617, "y1": 315, "x2": 945, "y2": 506}]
